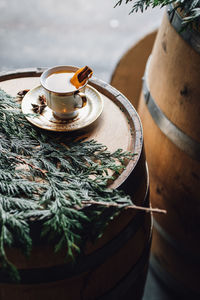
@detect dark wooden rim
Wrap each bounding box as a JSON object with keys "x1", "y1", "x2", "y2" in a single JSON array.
[
  {"x1": 0, "y1": 67, "x2": 46, "y2": 82},
  {"x1": 89, "y1": 77, "x2": 144, "y2": 189},
  {"x1": 0, "y1": 68, "x2": 144, "y2": 190}
]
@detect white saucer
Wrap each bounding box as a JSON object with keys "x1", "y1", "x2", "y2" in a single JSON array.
[{"x1": 21, "y1": 85, "x2": 103, "y2": 132}]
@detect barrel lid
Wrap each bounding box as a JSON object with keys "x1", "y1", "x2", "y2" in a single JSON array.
[
  {"x1": 0, "y1": 68, "x2": 143, "y2": 189},
  {"x1": 0, "y1": 68, "x2": 149, "y2": 273}
]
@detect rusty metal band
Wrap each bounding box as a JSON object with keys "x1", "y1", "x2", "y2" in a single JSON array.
[
  {"x1": 150, "y1": 255, "x2": 200, "y2": 298},
  {"x1": 167, "y1": 4, "x2": 200, "y2": 53},
  {"x1": 142, "y1": 57, "x2": 200, "y2": 161}
]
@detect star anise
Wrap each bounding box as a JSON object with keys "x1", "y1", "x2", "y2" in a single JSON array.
[
  {"x1": 17, "y1": 89, "x2": 30, "y2": 97},
  {"x1": 31, "y1": 95, "x2": 47, "y2": 114},
  {"x1": 38, "y1": 95, "x2": 47, "y2": 105},
  {"x1": 31, "y1": 103, "x2": 46, "y2": 114}
]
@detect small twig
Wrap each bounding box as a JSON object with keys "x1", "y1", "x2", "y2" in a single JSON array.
[
  {"x1": 15, "y1": 156, "x2": 47, "y2": 176},
  {"x1": 81, "y1": 200, "x2": 167, "y2": 214},
  {"x1": 1, "y1": 149, "x2": 47, "y2": 176}
]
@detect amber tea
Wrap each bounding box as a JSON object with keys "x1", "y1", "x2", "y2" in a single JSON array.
[
  {"x1": 40, "y1": 66, "x2": 88, "y2": 120},
  {"x1": 45, "y1": 71, "x2": 77, "y2": 93}
]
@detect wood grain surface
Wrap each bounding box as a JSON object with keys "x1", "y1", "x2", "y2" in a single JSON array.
[{"x1": 138, "y1": 12, "x2": 200, "y2": 295}]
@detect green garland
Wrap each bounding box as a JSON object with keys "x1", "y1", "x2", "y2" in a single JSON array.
[
  {"x1": 0, "y1": 89, "x2": 135, "y2": 282},
  {"x1": 115, "y1": 0, "x2": 200, "y2": 25}
]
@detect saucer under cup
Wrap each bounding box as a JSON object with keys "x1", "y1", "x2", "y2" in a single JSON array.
[{"x1": 21, "y1": 85, "x2": 103, "y2": 132}]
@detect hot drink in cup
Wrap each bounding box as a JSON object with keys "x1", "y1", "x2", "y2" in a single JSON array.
[{"x1": 40, "y1": 66, "x2": 92, "y2": 120}]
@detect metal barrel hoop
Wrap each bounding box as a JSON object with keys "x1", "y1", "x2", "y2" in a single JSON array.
[{"x1": 142, "y1": 56, "x2": 200, "y2": 162}]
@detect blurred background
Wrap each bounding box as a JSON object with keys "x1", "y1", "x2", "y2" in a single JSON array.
[
  {"x1": 0, "y1": 0, "x2": 162, "y2": 82},
  {"x1": 0, "y1": 0, "x2": 171, "y2": 299}
]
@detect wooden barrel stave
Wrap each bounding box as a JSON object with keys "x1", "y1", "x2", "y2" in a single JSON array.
[
  {"x1": 0, "y1": 70, "x2": 151, "y2": 299},
  {"x1": 139, "y1": 93, "x2": 200, "y2": 251},
  {"x1": 138, "y1": 11, "x2": 200, "y2": 294},
  {"x1": 148, "y1": 13, "x2": 200, "y2": 141}
]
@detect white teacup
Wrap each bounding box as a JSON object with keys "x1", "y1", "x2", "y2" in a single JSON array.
[{"x1": 40, "y1": 66, "x2": 88, "y2": 120}]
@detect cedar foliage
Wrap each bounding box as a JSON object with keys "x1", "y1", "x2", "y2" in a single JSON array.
[
  {"x1": 115, "y1": 0, "x2": 200, "y2": 25},
  {"x1": 0, "y1": 89, "x2": 135, "y2": 282}
]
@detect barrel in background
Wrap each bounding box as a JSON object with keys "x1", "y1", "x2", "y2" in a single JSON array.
[
  {"x1": 110, "y1": 31, "x2": 157, "y2": 111},
  {"x1": 138, "y1": 9, "x2": 200, "y2": 296}
]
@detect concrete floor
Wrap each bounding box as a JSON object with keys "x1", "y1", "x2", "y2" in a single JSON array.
[
  {"x1": 0, "y1": 0, "x2": 177, "y2": 299},
  {"x1": 144, "y1": 264, "x2": 177, "y2": 300}
]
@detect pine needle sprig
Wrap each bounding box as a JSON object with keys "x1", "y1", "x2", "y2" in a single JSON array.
[
  {"x1": 0, "y1": 194, "x2": 41, "y2": 211},
  {"x1": 115, "y1": 0, "x2": 200, "y2": 26},
  {"x1": 0, "y1": 202, "x2": 32, "y2": 282},
  {"x1": 0, "y1": 88, "x2": 137, "y2": 281}
]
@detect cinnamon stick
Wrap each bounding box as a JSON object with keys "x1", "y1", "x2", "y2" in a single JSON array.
[
  {"x1": 70, "y1": 66, "x2": 93, "y2": 89},
  {"x1": 77, "y1": 66, "x2": 93, "y2": 83}
]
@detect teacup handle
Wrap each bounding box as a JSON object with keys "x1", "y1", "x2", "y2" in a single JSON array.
[{"x1": 74, "y1": 92, "x2": 87, "y2": 109}]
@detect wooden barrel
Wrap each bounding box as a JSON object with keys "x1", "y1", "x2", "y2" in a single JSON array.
[
  {"x1": 110, "y1": 31, "x2": 157, "y2": 110},
  {"x1": 0, "y1": 69, "x2": 152, "y2": 300},
  {"x1": 138, "y1": 9, "x2": 200, "y2": 297}
]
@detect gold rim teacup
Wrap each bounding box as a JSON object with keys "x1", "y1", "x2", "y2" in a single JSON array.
[{"x1": 40, "y1": 66, "x2": 88, "y2": 120}]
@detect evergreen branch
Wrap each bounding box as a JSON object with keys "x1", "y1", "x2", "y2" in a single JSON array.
[
  {"x1": 0, "y1": 149, "x2": 47, "y2": 176},
  {"x1": 0, "y1": 88, "x2": 145, "y2": 282},
  {"x1": 115, "y1": 0, "x2": 200, "y2": 25},
  {"x1": 0, "y1": 203, "x2": 32, "y2": 282},
  {"x1": 0, "y1": 194, "x2": 41, "y2": 211},
  {"x1": 0, "y1": 224, "x2": 20, "y2": 282}
]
